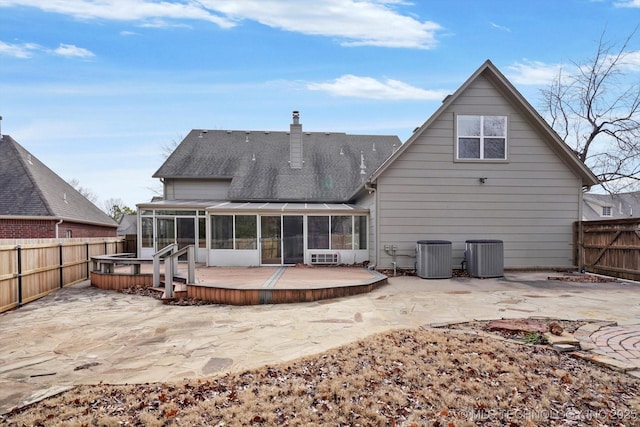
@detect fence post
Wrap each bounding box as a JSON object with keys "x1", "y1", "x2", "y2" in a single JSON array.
[
  {"x1": 85, "y1": 242, "x2": 90, "y2": 279},
  {"x1": 577, "y1": 221, "x2": 584, "y2": 273},
  {"x1": 16, "y1": 245, "x2": 22, "y2": 307},
  {"x1": 59, "y1": 243, "x2": 64, "y2": 288}
]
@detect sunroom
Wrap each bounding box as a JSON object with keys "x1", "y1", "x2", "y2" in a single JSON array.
[
  {"x1": 137, "y1": 200, "x2": 370, "y2": 267},
  {"x1": 207, "y1": 202, "x2": 368, "y2": 266}
]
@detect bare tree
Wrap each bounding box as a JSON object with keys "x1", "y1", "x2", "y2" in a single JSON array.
[
  {"x1": 161, "y1": 134, "x2": 182, "y2": 159},
  {"x1": 68, "y1": 178, "x2": 99, "y2": 204},
  {"x1": 540, "y1": 30, "x2": 640, "y2": 193}
]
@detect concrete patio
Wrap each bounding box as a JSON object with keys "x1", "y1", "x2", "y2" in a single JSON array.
[{"x1": 1, "y1": 269, "x2": 639, "y2": 414}]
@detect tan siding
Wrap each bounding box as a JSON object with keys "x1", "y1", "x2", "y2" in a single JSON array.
[{"x1": 376, "y1": 74, "x2": 583, "y2": 269}]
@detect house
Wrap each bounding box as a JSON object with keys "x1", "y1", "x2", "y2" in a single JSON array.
[
  {"x1": 0, "y1": 135, "x2": 118, "y2": 239},
  {"x1": 138, "y1": 111, "x2": 400, "y2": 264},
  {"x1": 138, "y1": 60, "x2": 598, "y2": 270},
  {"x1": 583, "y1": 192, "x2": 640, "y2": 220},
  {"x1": 117, "y1": 214, "x2": 138, "y2": 236}
]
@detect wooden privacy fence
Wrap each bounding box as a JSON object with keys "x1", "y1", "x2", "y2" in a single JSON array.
[
  {"x1": 574, "y1": 218, "x2": 640, "y2": 281},
  {"x1": 0, "y1": 238, "x2": 124, "y2": 313}
]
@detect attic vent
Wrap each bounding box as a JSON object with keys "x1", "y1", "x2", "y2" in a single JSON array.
[
  {"x1": 226, "y1": 130, "x2": 232, "y2": 134},
  {"x1": 245, "y1": 135, "x2": 249, "y2": 143},
  {"x1": 251, "y1": 153, "x2": 256, "y2": 162},
  {"x1": 63, "y1": 193, "x2": 68, "y2": 203},
  {"x1": 340, "y1": 148, "x2": 344, "y2": 155},
  {"x1": 305, "y1": 132, "x2": 311, "y2": 135},
  {"x1": 264, "y1": 131, "x2": 270, "y2": 134},
  {"x1": 372, "y1": 143, "x2": 376, "y2": 152}
]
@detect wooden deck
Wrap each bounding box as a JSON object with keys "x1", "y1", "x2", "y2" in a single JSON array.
[{"x1": 90, "y1": 264, "x2": 388, "y2": 305}]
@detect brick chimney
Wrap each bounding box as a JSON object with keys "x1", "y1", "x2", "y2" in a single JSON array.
[{"x1": 290, "y1": 111, "x2": 303, "y2": 169}]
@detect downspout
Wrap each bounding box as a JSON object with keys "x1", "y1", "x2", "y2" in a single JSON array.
[
  {"x1": 578, "y1": 185, "x2": 589, "y2": 272},
  {"x1": 364, "y1": 181, "x2": 377, "y2": 270},
  {"x1": 55, "y1": 219, "x2": 63, "y2": 239}
]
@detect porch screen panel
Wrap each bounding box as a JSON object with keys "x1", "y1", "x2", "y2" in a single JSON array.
[
  {"x1": 354, "y1": 215, "x2": 367, "y2": 250},
  {"x1": 235, "y1": 215, "x2": 257, "y2": 249},
  {"x1": 308, "y1": 216, "x2": 329, "y2": 249},
  {"x1": 331, "y1": 216, "x2": 352, "y2": 249},
  {"x1": 141, "y1": 217, "x2": 153, "y2": 248},
  {"x1": 211, "y1": 215, "x2": 233, "y2": 249},
  {"x1": 198, "y1": 218, "x2": 206, "y2": 249},
  {"x1": 156, "y1": 218, "x2": 175, "y2": 250}
]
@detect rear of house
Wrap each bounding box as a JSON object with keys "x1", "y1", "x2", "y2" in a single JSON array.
[
  {"x1": 138, "y1": 113, "x2": 399, "y2": 265},
  {"x1": 368, "y1": 61, "x2": 598, "y2": 270},
  {"x1": 139, "y1": 61, "x2": 597, "y2": 270}
]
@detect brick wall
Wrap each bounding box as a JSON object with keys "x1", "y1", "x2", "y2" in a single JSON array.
[
  {"x1": 0, "y1": 219, "x2": 56, "y2": 238},
  {"x1": 59, "y1": 222, "x2": 117, "y2": 238},
  {"x1": 0, "y1": 219, "x2": 117, "y2": 239}
]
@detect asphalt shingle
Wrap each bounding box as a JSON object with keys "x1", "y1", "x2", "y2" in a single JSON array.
[
  {"x1": 154, "y1": 128, "x2": 400, "y2": 202},
  {"x1": 0, "y1": 135, "x2": 117, "y2": 226}
]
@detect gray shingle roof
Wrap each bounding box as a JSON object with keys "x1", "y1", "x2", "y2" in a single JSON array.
[
  {"x1": 0, "y1": 135, "x2": 117, "y2": 227},
  {"x1": 154, "y1": 128, "x2": 400, "y2": 202},
  {"x1": 583, "y1": 192, "x2": 640, "y2": 220}
]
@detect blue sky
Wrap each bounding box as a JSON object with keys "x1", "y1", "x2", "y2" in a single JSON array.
[{"x1": 1, "y1": 0, "x2": 640, "y2": 209}]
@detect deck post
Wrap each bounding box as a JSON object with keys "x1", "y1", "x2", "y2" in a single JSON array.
[
  {"x1": 188, "y1": 245, "x2": 195, "y2": 284},
  {"x1": 165, "y1": 253, "x2": 174, "y2": 299}
]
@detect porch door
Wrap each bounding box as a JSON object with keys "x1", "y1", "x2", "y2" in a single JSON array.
[
  {"x1": 261, "y1": 216, "x2": 281, "y2": 264},
  {"x1": 156, "y1": 218, "x2": 175, "y2": 250},
  {"x1": 283, "y1": 216, "x2": 304, "y2": 265}
]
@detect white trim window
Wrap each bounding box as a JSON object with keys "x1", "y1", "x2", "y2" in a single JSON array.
[{"x1": 457, "y1": 115, "x2": 507, "y2": 160}]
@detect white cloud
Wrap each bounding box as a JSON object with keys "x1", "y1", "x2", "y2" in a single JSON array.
[
  {"x1": 0, "y1": 0, "x2": 441, "y2": 49},
  {"x1": 202, "y1": 0, "x2": 441, "y2": 48},
  {"x1": 613, "y1": 0, "x2": 640, "y2": 7},
  {"x1": 615, "y1": 50, "x2": 640, "y2": 72},
  {"x1": 54, "y1": 43, "x2": 95, "y2": 58},
  {"x1": 0, "y1": 40, "x2": 41, "y2": 58},
  {"x1": 308, "y1": 75, "x2": 449, "y2": 100},
  {"x1": 0, "y1": 0, "x2": 236, "y2": 28},
  {"x1": 490, "y1": 22, "x2": 511, "y2": 32},
  {"x1": 506, "y1": 60, "x2": 564, "y2": 85}
]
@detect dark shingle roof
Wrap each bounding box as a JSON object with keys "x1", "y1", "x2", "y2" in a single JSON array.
[
  {"x1": 154, "y1": 129, "x2": 400, "y2": 202},
  {"x1": 0, "y1": 135, "x2": 117, "y2": 227}
]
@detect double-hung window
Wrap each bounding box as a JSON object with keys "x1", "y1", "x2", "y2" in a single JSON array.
[{"x1": 457, "y1": 115, "x2": 507, "y2": 160}]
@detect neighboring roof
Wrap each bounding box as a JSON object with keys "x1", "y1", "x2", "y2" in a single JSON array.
[
  {"x1": 117, "y1": 213, "x2": 138, "y2": 235},
  {"x1": 154, "y1": 128, "x2": 399, "y2": 203},
  {"x1": 583, "y1": 191, "x2": 640, "y2": 220},
  {"x1": 368, "y1": 60, "x2": 600, "y2": 187},
  {"x1": 0, "y1": 135, "x2": 117, "y2": 227}
]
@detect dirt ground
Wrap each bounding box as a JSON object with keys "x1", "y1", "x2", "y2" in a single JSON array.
[{"x1": 3, "y1": 318, "x2": 639, "y2": 427}]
